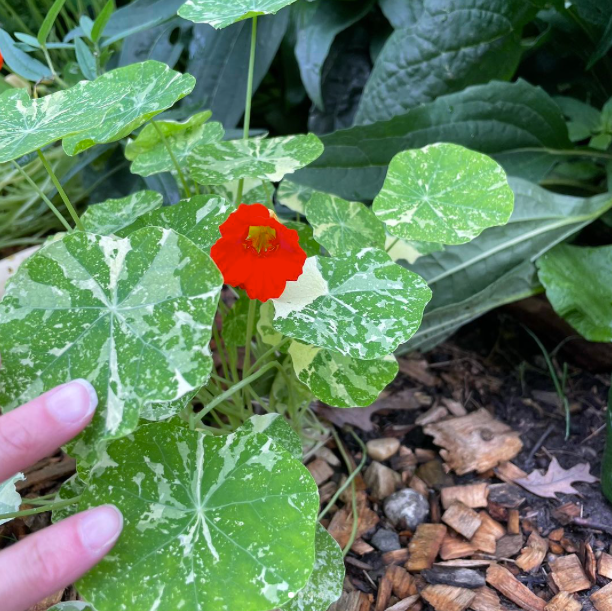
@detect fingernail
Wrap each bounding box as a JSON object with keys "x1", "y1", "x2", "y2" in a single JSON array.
[
  {"x1": 45, "y1": 379, "x2": 98, "y2": 424},
  {"x1": 78, "y1": 505, "x2": 123, "y2": 554}
]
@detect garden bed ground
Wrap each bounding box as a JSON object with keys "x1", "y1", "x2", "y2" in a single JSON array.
[{"x1": 2, "y1": 297, "x2": 611, "y2": 611}]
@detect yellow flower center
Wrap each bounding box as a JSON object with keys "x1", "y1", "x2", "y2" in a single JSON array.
[{"x1": 246, "y1": 225, "x2": 277, "y2": 254}]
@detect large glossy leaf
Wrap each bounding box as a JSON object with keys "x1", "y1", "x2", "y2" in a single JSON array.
[
  {"x1": 272, "y1": 249, "x2": 431, "y2": 359},
  {"x1": 126, "y1": 113, "x2": 225, "y2": 177},
  {"x1": 0, "y1": 473, "x2": 24, "y2": 525},
  {"x1": 77, "y1": 422, "x2": 319, "y2": 611},
  {"x1": 373, "y1": 144, "x2": 514, "y2": 245},
  {"x1": 289, "y1": 341, "x2": 398, "y2": 408},
  {"x1": 291, "y1": 80, "x2": 570, "y2": 201},
  {"x1": 63, "y1": 61, "x2": 196, "y2": 155},
  {"x1": 0, "y1": 228, "x2": 223, "y2": 461},
  {"x1": 178, "y1": 0, "x2": 299, "y2": 28},
  {"x1": 537, "y1": 244, "x2": 612, "y2": 342},
  {"x1": 81, "y1": 191, "x2": 164, "y2": 235},
  {"x1": 379, "y1": 0, "x2": 423, "y2": 28},
  {"x1": 189, "y1": 135, "x2": 324, "y2": 185},
  {"x1": 355, "y1": 0, "x2": 543, "y2": 124},
  {"x1": 305, "y1": 192, "x2": 385, "y2": 256},
  {"x1": 117, "y1": 195, "x2": 235, "y2": 250}
]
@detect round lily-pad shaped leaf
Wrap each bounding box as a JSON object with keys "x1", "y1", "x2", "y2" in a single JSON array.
[
  {"x1": 372, "y1": 143, "x2": 514, "y2": 245},
  {"x1": 289, "y1": 341, "x2": 398, "y2": 408},
  {"x1": 305, "y1": 192, "x2": 386, "y2": 256},
  {"x1": 281, "y1": 524, "x2": 344, "y2": 611},
  {"x1": 271, "y1": 249, "x2": 432, "y2": 359},
  {"x1": 189, "y1": 134, "x2": 324, "y2": 186},
  {"x1": 242, "y1": 414, "x2": 302, "y2": 460},
  {"x1": 81, "y1": 190, "x2": 164, "y2": 235},
  {"x1": 63, "y1": 61, "x2": 196, "y2": 155},
  {"x1": 0, "y1": 473, "x2": 24, "y2": 526},
  {"x1": 178, "y1": 0, "x2": 300, "y2": 29},
  {"x1": 276, "y1": 179, "x2": 316, "y2": 215},
  {"x1": 140, "y1": 390, "x2": 197, "y2": 423},
  {"x1": 0, "y1": 227, "x2": 223, "y2": 462},
  {"x1": 77, "y1": 422, "x2": 319, "y2": 611}
]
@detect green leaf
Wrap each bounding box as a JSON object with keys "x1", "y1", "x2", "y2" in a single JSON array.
[
  {"x1": 74, "y1": 37, "x2": 97, "y2": 80},
  {"x1": 373, "y1": 144, "x2": 514, "y2": 245},
  {"x1": 140, "y1": 390, "x2": 196, "y2": 423},
  {"x1": 80, "y1": 15, "x2": 94, "y2": 40},
  {"x1": 91, "y1": 0, "x2": 115, "y2": 43},
  {"x1": 37, "y1": 0, "x2": 67, "y2": 46},
  {"x1": 210, "y1": 178, "x2": 274, "y2": 207},
  {"x1": 355, "y1": 0, "x2": 542, "y2": 124},
  {"x1": 117, "y1": 195, "x2": 235, "y2": 251},
  {"x1": 291, "y1": 80, "x2": 570, "y2": 201},
  {"x1": 223, "y1": 293, "x2": 261, "y2": 347},
  {"x1": 0, "y1": 29, "x2": 50, "y2": 82},
  {"x1": 283, "y1": 221, "x2": 320, "y2": 257},
  {"x1": 276, "y1": 179, "x2": 315, "y2": 215},
  {"x1": 0, "y1": 473, "x2": 24, "y2": 525},
  {"x1": 81, "y1": 190, "x2": 164, "y2": 235},
  {"x1": 48, "y1": 604, "x2": 97, "y2": 611},
  {"x1": 289, "y1": 341, "x2": 398, "y2": 408},
  {"x1": 63, "y1": 61, "x2": 196, "y2": 156},
  {"x1": 385, "y1": 235, "x2": 443, "y2": 265},
  {"x1": 189, "y1": 135, "x2": 324, "y2": 185},
  {"x1": 126, "y1": 115, "x2": 225, "y2": 177},
  {"x1": 257, "y1": 301, "x2": 284, "y2": 348},
  {"x1": 379, "y1": 0, "x2": 423, "y2": 28},
  {"x1": 282, "y1": 524, "x2": 344, "y2": 611},
  {"x1": 241, "y1": 413, "x2": 302, "y2": 460},
  {"x1": 178, "y1": 0, "x2": 300, "y2": 28},
  {"x1": 554, "y1": 96, "x2": 601, "y2": 142},
  {"x1": 78, "y1": 422, "x2": 319, "y2": 611},
  {"x1": 272, "y1": 249, "x2": 431, "y2": 359},
  {"x1": 536, "y1": 244, "x2": 612, "y2": 342},
  {"x1": 271, "y1": 360, "x2": 314, "y2": 412},
  {"x1": 51, "y1": 474, "x2": 85, "y2": 524},
  {"x1": 305, "y1": 192, "x2": 386, "y2": 256},
  {"x1": 0, "y1": 227, "x2": 223, "y2": 461}
]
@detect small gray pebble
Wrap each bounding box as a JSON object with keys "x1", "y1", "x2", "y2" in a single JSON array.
[
  {"x1": 383, "y1": 489, "x2": 429, "y2": 531},
  {"x1": 370, "y1": 528, "x2": 401, "y2": 552}
]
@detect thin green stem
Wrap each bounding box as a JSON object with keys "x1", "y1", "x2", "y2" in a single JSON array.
[
  {"x1": 385, "y1": 237, "x2": 400, "y2": 253},
  {"x1": 152, "y1": 122, "x2": 192, "y2": 198},
  {"x1": 41, "y1": 45, "x2": 68, "y2": 89},
  {"x1": 10, "y1": 160, "x2": 73, "y2": 232},
  {"x1": 0, "y1": 495, "x2": 81, "y2": 522},
  {"x1": 243, "y1": 299, "x2": 258, "y2": 378},
  {"x1": 212, "y1": 324, "x2": 232, "y2": 385},
  {"x1": 249, "y1": 337, "x2": 290, "y2": 372},
  {"x1": 37, "y1": 150, "x2": 84, "y2": 230}
]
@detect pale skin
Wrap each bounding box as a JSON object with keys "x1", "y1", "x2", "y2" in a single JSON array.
[{"x1": 0, "y1": 380, "x2": 123, "y2": 611}]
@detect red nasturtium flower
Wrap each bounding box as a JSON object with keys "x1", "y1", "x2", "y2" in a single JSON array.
[
  {"x1": 0, "y1": 49, "x2": 3, "y2": 71},
  {"x1": 210, "y1": 203, "x2": 307, "y2": 302}
]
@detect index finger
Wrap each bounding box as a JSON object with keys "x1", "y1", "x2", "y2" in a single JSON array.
[{"x1": 0, "y1": 380, "x2": 97, "y2": 482}]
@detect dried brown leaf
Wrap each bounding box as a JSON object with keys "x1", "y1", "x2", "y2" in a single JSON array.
[{"x1": 515, "y1": 457, "x2": 597, "y2": 499}]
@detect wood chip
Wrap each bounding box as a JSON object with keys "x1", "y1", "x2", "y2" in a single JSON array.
[
  {"x1": 598, "y1": 552, "x2": 612, "y2": 579},
  {"x1": 495, "y1": 461, "x2": 528, "y2": 484},
  {"x1": 328, "y1": 491, "x2": 380, "y2": 548},
  {"x1": 515, "y1": 532, "x2": 549, "y2": 573},
  {"x1": 416, "y1": 406, "x2": 449, "y2": 426},
  {"x1": 436, "y1": 560, "x2": 493, "y2": 569},
  {"x1": 383, "y1": 549, "x2": 411, "y2": 566},
  {"x1": 495, "y1": 534, "x2": 524, "y2": 559},
  {"x1": 550, "y1": 554, "x2": 591, "y2": 593},
  {"x1": 377, "y1": 568, "x2": 395, "y2": 611},
  {"x1": 471, "y1": 512, "x2": 505, "y2": 555},
  {"x1": 319, "y1": 481, "x2": 338, "y2": 504},
  {"x1": 307, "y1": 458, "x2": 334, "y2": 486},
  {"x1": 352, "y1": 539, "x2": 375, "y2": 555},
  {"x1": 398, "y1": 358, "x2": 439, "y2": 386},
  {"x1": 584, "y1": 542, "x2": 597, "y2": 584},
  {"x1": 422, "y1": 567, "x2": 486, "y2": 589},
  {"x1": 421, "y1": 585, "x2": 477, "y2": 611},
  {"x1": 407, "y1": 524, "x2": 448, "y2": 572},
  {"x1": 508, "y1": 510, "x2": 521, "y2": 535},
  {"x1": 387, "y1": 565, "x2": 418, "y2": 599},
  {"x1": 486, "y1": 564, "x2": 546, "y2": 611},
  {"x1": 591, "y1": 582, "x2": 612, "y2": 611},
  {"x1": 549, "y1": 529, "x2": 564, "y2": 542},
  {"x1": 470, "y1": 586, "x2": 501, "y2": 611},
  {"x1": 441, "y1": 484, "x2": 489, "y2": 510},
  {"x1": 552, "y1": 503, "x2": 581, "y2": 526},
  {"x1": 386, "y1": 595, "x2": 421, "y2": 611},
  {"x1": 442, "y1": 502, "x2": 482, "y2": 540},
  {"x1": 442, "y1": 398, "x2": 468, "y2": 417},
  {"x1": 316, "y1": 446, "x2": 342, "y2": 467},
  {"x1": 410, "y1": 475, "x2": 430, "y2": 498},
  {"x1": 544, "y1": 591, "x2": 582, "y2": 611},
  {"x1": 27, "y1": 590, "x2": 64, "y2": 611},
  {"x1": 329, "y1": 591, "x2": 373, "y2": 611},
  {"x1": 440, "y1": 534, "x2": 478, "y2": 560},
  {"x1": 416, "y1": 449, "x2": 438, "y2": 463}
]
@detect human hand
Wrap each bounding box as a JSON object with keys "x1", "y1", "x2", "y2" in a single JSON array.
[{"x1": 0, "y1": 381, "x2": 123, "y2": 611}]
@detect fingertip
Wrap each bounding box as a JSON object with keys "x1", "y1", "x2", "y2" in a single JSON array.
[
  {"x1": 77, "y1": 505, "x2": 123, "y2": 555},
  {"x1": 44, "y1": 379, "x2": 98, "y2": 426}
]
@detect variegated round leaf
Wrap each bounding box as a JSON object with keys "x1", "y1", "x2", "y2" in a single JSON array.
[
  {"x1": 242, "y1": 414, "x2": 302, "y2": 460},
  {"x1": 178, "y1": 0, "x2": 300, "y2": 29},
  {"x1": 77, "y1": 422, "x2": 319, "y2": 611},
  {"x1": 276, "y1": 179, "x2": 315, "y2": 215},
  {"x1": 140, "y1": 390, "x2": 197, "y2": 423},
  {"x1": 272, "y1": 250, "x2": 431, "y2": 359},
  {"x1": 0, "y1": 228, "x2": 223, "y2": 462},
  {"x1": 189, "y1": 135, "x2": 324, "y2": 186},
  {"x1": 210, "y1": 178, "x2": 274, "y2": 207},
  {"x1": 373, "y1": 143, "x2": 514, "y2": 245},
  {"x1": 305, "y1": 193, "x2": 386, "y2": 256},
  {"x1": 289, "y1": 341, "x2": 398, "y2": 408}
]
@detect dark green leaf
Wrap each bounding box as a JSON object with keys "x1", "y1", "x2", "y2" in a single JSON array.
[
  {"x1": 91, "y1": 0, "x2": 115, "y2": 44},
  {"x1": 378, "y1": 0, "x2": 423, "y2": 28},
  {"x1": 0, "y1": 29, "x2": 50, "y2": 81}
]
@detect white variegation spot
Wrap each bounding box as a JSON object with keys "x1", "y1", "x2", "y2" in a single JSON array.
[
  {"x1": 77, "y1": 423, "x2": 319, "y2": 611},
  {"x1": 276, "y1": 179, "x2": 316, "y2": 215},
  {"x1": 305, "y1": 192, "x2": 386, "y2": 256},
  {"x1": 0, "y1": 227, "x2": 223, "y2": 463},
  {"x1": 0, "y1": 246, "x2": 40, "y2": 299},
  {"x1": 178, "y1": 0, "x2": 300, "y2": 28},
  {"x1": 189, "y1": 135, "x2": 324, "y2": 186},
  {"x1": 373, "y1": 143, "x2": 514, "y2": 245},
  {"x1": 289, "y1": 341, "x2": 398, "y2": 408},
  {"x1": 0, "y1": 473, "x2": 24, "y2": 525},
  {"x1": 81, "y1": 191, "x2": 164, "y2": 235},
  {"x1": 272, "y1": 250, "x2": 432, "y2": 359},
  {"x1": 242, "y1": 414, "x2": 302, "y2": 460}
]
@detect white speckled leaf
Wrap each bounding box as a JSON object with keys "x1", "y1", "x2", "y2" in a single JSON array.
[
  {"x1": 178, "y1": 0, "x2": 299, "y2": 28},
  {"x1": 271, "y1": 249, "x2": 431, "y2": 359},
  {"x1": 276, "y1": 179, "x2": 316, "y2": 215},
  {"x1": 305, "y1": 193, "x2": 386, "y2": 256},
  {"x1": 117, "y1": 195, "x2": 235, "y2": 250},
  {"x1": 51, "y1": 474, "x2": 85, "y2": 524},
  {"x1": 127, "y1": 116, "x2": 224, "y2": 177},
  {"x1": 48, "y1": 604, "x2": 96, "y2": 611},
  {"x1": 242, "y1": 414, "x2": 302, "y2": 460},
  {"x1": 210, "y1": 178, "x2": 274, "y2": 207},
  {"x1": 81, "y1": 191, "x2": 164, "y2": 235},
  {"x1": 385, "y1": 235, "x2": 443, "y2": 265},
  {"x1": 0, "y1": 473, "x2": 24, "y2": 525},
  {"x1": 0, "y1": 227, "x2": 223, "y2": 461},
  {"x1": 257, "y1": 301, "x2": 284, "y2": 348},
  {"x1": 289, "y1": 341, "x2": 398, "y2": 408},
  {"x1": 281, "y1": 524, "x2": 344, "y2": 611},
  {"x1": 373, "y1": 143, "x2": 514, "y2": 245},
  {"x1": 63, "y1": 61, "x2": 196, "y2": 156},
  {"x1": 189, "y1": 135, "x2": 324, "y2": 186},
  {"x1": 77, "y1": 422, "x2": 319, "y2": 611},
  {"x1": 140, "y1": 390, "x2": 197, "y2": 423}
]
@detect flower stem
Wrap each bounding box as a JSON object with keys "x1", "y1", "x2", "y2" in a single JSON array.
[
  {"x1": 0, "y1": 495, "x2": 81, "y2": 522},
  {"x1": 236, "y1": 15, "x2": 258, "y2": 206},
  {"x1": 37, "y1": 149, "x2": 84, "y2": 231},
  {"x1": 151, "y1": 121, "x2": 192, "y2": 198},
  {"x1": 243, "y1": 299, "x2": 257, "y2": 377}
]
